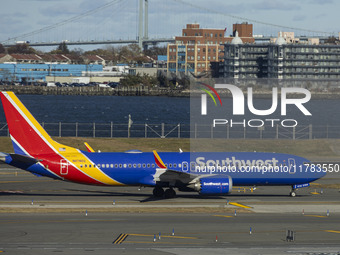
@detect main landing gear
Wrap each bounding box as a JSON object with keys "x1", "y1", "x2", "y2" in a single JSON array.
[{"x1": 153, "y1": 187, "x2": 176, "y2": 198}]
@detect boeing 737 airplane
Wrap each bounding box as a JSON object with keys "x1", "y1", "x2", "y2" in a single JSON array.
[{"x1": 0, "y1": 91, "x2": 325, "y2": 198}]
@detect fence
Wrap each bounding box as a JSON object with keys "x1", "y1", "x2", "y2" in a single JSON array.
[{"x1": 0, "y1": 122, "x2": 340, "y2": 139}]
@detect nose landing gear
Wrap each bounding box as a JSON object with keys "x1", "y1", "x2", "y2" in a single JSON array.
[{"x1": 290, "y1": 187, "x2": 296, "y2": 197}]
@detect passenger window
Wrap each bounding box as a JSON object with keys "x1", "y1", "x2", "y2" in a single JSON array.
[
  {"x1": 110, "y1": 164, "x2": 113, "y2": 168},
  {"x1": 169, "y1": 164, "x2": 172, "y2": 168},
  {"x1": 102, "y1": 164, "x2": 105, "y2": 168},
  {"x1": 119, "y1": 164, "x2": 122, "y2": 168},
  {"x1": 142, "y1": 164, "x2": 146, "y2": 168},
  {"x1": 147, "y1": 164, "x2": 150, "y2": 168},
  {"x1": 138, "y1": 164, "x2": 141, "y2": 168},
  {"x1": 152, "y1": 164, "x2": 155, "y2": 168},
  {"x1": 128, "y1": 164, "x2": 132, "y2": 168},
  {"x1": 173, "y1": 164, "x2": 177, "y2": 168},
  {"x1": 133, "y1": 164, "x2": 136, "y2": 168},
  {"x1": 115, "y1": 164, "x2": 118, "y2": 168},
  {"x1": 106, "y1": 164, "x2": 109, "y2": 168}
]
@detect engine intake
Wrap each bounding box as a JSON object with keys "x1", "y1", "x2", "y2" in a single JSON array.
[{"x1": 194, "y1": 176, "x2": 233, "y2": 195}]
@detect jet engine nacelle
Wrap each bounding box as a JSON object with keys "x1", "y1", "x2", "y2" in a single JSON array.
[{"x1": 194, "y1": 176, "x2": 233, "y2": 195}]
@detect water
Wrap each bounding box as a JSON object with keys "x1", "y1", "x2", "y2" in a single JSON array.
[
  {"x1": 0, "y1": 95, "x2": 190, "y2": 124},
  {"x1": 0, "y1": 95, "x2": 339, "y2": 125},
  {"x1": 0, "y1": 95, "x2": 339, "y2": 138}
]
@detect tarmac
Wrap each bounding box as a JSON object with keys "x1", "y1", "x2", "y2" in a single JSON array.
[{"x1": 1, "y1": 164, "x2": 340, "y2": 254}]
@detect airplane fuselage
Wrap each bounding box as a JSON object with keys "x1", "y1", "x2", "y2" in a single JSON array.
[{"x1": 6, "y1": 151, "x2": 324, "y2": 187}]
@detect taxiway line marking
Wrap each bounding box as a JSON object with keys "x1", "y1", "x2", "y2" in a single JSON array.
[
  {"x1": 325, "y1": 230, "x2": 340, "y2": 234},
  {"x1": 0, "y1": 219, "x2": 123, "y2": 225},
  {"x1": 113, "y1": 233, "x2": 128, "y2": 244},
  {"x1": 0, "y1": 180, "x2": 54, "y2": 184},
  {"x1": 304, "y1": 215, "x2": 327, "y2": 218},
  {"x1": 229, "y1": 202, "x2": 252, "y2": 209},
  {"x1": 124, "y1": 241, "x2": 199, "y2": 244},
  {"x1": 213, "y1": 215, "x2": 234, "y2": 218},
  {"x1": 127, "y1": 233, "x2": 197, "y2": 239}
]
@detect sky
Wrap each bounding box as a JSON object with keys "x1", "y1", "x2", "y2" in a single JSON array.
[{"x1": 0, "y1": 0, "x2": 339, "y2": 51}]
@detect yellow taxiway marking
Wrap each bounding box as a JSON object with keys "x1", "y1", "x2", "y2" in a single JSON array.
[
  {"x1": 304, "y1": 215, "x2": 327, "y2": 218},
  {"x1": 213, "y1": 215, "x2": 234, "y2": 218},
  {"x1": 325, "y1": 230, "x2": 340, "y2": 234},
  {"x1": 310, "y1": 189, "x2": 321, "y2": 195},
  {"x1": 124, "y1": 241, "x2": 199, "y2": 244},
  {"x1": 0, "y1": 180, "x2": 54, "y2": 184},
  {"x1": 0, "y1": 219, "x2": 123, "y2": 225},
  {"x1": 229, "y1": 202, "x2": 252, "y2": 209},
  {"x1": 113, "y1": 233, "x2": 129, "y2": 244},
  {"x1": 0, "y1": 172, "x2": 30, "y2": 175},
  {"x1": 127, "y1": 233, "x2": 197, "y2": 239}
]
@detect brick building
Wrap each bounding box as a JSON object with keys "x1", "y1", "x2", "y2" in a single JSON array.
[{"x1": 167, "y1": 23, "x2": 254, "y2": 77}]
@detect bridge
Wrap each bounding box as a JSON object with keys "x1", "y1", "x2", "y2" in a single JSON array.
[
  {"x1": 1, "y1": 0, "x2": 334, "y2": 50},
  {"x1": 5, "y1": 38, "x2": 175, "y2": 48}
]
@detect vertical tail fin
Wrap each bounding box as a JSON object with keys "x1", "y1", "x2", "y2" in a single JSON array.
[
  {"x1": 0, "y1": 91, "x2": 65, "y2": 156},
  {"x1": 0, "y1": 91, "x2": 122, "y2": 186}
]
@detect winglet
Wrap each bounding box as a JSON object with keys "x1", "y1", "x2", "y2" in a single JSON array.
[
  {"x1": 153, "y1": 150, "x2": 167, "y2": 169},
  {"x1": 84, "y1": 142, "x2": 95, "y2": 153}
]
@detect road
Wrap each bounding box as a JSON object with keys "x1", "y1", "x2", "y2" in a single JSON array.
[{"x1": 1, "y1": 164, "x2": 340, "y2": 254}]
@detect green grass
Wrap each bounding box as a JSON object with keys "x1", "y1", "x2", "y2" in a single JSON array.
[{"x1": 0, "y1": 137, "x2": 338, "y2": 160}]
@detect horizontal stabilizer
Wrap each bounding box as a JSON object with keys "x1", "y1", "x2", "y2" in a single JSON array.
[
  {"x1": 10, "y1": 153, "x2": 39, "y2": 166},
  {"x1": 0, "y1": 152, "x2": 9, "y2": 162}
]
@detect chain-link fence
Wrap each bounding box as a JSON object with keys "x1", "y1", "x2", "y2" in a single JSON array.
[{"x1": 0, "y1": 122, "x2": 339, "y2": 139}]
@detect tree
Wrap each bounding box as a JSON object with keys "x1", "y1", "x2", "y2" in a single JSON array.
[
  {"x1": 70, "y1": 48, "x2": 84, "y2": 57},
  {"x1": 7, "y1": 43, "x2": 36, "y2": 54},
  {"x1": 325, "y1": 36, "x2": 337, "y2": 44},
  {"x1": 50, "y1": 42, "x2": 70, "y2": 54},
  {"x1": 0, "y1": 44, "x2": 5, "y2": 54},
  {"x1": 144, "y1": 46, "x2": 167, "y2": 60},
  {"x1": 120, "y1": 73, "x2": 157, "y2": 87},
  {"x1": 157, "y1": 72, "x2": 170, "y2": 87}
]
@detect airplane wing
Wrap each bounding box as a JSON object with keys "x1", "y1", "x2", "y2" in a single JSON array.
[{"x1": 152, "y1": 150, "x2": 213, "y2": 185}]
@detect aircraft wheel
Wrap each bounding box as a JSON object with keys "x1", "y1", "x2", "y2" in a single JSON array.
[
  {"x1": 290, "y1": 191, "x2": 296, "y2": 197},
  {"x1": 153, "y1": 187, "x2": 164, "y2": 197},
  {"x1": 164, "y1": 188, "x2": 176, "y2": 198}
]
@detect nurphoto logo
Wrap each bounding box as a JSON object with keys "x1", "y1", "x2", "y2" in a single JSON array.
[{"x1": 200, "y1": 84, "x2": 312, "y2": 128}]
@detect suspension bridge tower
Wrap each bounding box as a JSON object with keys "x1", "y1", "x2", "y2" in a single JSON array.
[{"x1": 138, "y1": 0, "x2": 148, "y2": 50}]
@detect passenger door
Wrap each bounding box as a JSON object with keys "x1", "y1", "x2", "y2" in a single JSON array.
[{"x1": 288, "y1": 158, "x2": 296, "y2": 174}]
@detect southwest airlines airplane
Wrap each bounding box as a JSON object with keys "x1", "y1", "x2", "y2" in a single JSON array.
[{"x1": 0, "y1": 91, "x2": 325, "y2": 198}]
